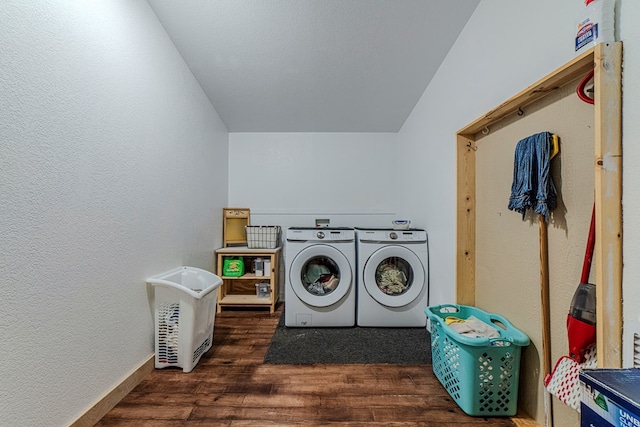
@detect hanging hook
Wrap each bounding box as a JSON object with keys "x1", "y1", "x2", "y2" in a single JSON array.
[
  {"x1": 517, "y1": 107, "x2": 524, "y2": 116},
  {"x1": 466, "y1": 141, "x2": 477, "y2": 151},
  {"x1": 481, "y1": 126, "x2": 490, "y2": 135}
]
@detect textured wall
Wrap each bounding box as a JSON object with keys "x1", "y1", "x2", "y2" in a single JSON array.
[
  {"x1": 0, "y1": 1, "x2": 228, "y2": 425},
  {"x1": 228, "y1": 132, "x2": 400, "y2": 228},
  {"x1": 397, "y1": 0, "x2": 638, "y2": 425},
  {"x1": 397, "y1": 0, "x2": 584, "y2": 311}
]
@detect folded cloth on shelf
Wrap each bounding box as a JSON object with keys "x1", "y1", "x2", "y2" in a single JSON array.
[{"x1": 508, "y1": 131, "x2": 557, "y2": 221}]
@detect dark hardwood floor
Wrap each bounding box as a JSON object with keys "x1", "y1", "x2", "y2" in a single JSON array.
[{"x1": 96, "y1": 304, "x2": 524, "y2": 426}]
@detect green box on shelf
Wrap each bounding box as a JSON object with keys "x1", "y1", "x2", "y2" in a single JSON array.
[{"x1": 222, "y1": 257, "x2": 244, "y2": 277}]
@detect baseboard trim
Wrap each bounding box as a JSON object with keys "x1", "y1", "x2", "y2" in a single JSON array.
[
  {"x1": 69, "y1": 355, "x2": 155, "y2": 427},
  {"x1": 511, "y1": 410, "x2": 541, "y2": 427}
]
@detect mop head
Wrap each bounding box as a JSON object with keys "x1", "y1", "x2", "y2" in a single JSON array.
[
  {"x1": 544, "y1": 346, "x2": 597, "y2": 411},
  {"x1": 508, "y1": 131, "x2": 557, "y2": 220}
]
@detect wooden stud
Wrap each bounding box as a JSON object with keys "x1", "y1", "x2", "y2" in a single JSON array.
[
  {"x1": 594, "y1": 42, "x2": 623, "y2": 368},
  {"x1": 456, "y1": 134, "x2": 476, "y2": 306}
]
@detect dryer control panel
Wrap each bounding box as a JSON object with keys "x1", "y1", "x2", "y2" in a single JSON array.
[{"x1": 357, "y1": 228, "x2": 427, "y2": 244}]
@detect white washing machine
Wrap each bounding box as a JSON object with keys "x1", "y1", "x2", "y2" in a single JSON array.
[
  {"x1": 356, "y1": 228, "x2": 429, "y2": 327},
  {"x1": 285, "y1": 227, "x2": 356, "y2": 327}
]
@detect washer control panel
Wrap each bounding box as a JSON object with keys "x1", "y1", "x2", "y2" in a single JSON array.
[{"x1": 287, "y1": 227, "x2": 355, "y2": 242}]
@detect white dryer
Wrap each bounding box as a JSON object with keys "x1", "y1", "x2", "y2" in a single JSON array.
[
  {"x1": 356, "y1": 228, "x2": 429, "y2": 327},
  {"x1": 285, "y1": 227, "x2": 356, "y2": 327}
]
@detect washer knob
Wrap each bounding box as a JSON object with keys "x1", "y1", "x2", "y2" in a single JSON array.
[
  {"x1": 390, "y1": 232, "x2": 398, "y2": 240},
  {"x1": 316, "y1": 231, "x2": 325, "y2": 239}
]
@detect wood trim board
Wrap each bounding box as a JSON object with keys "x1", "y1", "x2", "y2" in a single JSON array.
[
  {"x1": 68, "y1": 355, "x2": 155, "y2": 427},
  {"x1": 458, "y1": 48, "x2": 596, "y2": 138},
  {"x1": 593, "y1": 42, "x2": 623, "y2": 368}
]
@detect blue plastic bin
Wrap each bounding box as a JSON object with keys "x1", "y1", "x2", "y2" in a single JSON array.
[{"x1": 425, "y1": 304, "x2": 530, "y2": 416}]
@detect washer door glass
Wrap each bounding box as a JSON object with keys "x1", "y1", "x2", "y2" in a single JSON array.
[
  {"x1": 363, "y1": 246, "x2": 425, "y2": 307},
  {"x1": 290, "y1": 244, "x2": 352, "y2": 307}
]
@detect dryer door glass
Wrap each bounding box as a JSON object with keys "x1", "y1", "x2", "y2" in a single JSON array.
[
  {"x1": 363, "y1": 245, "x2": 425, "y2": 307},
  {"x1": 375, "y1": 257, "x2": 414, "y2": 295},
  {"x1": 301, "y1": 256, "x2": 340, "y2": 296}
]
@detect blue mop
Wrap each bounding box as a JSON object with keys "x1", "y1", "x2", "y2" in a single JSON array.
[
  {"x1": 508, "y1": 131, "x2": 557, "y2": 221},
  {"x1": 508, "y1": 131, "x2": 558, "y2": 427}
]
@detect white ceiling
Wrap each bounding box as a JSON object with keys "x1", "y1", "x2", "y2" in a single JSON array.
[{"x1": 147, "y1": 0, "x2": 479, "y2": 132}]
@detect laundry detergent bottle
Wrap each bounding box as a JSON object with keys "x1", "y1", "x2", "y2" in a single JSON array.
[{"x1": 575, "y1": 0, "x2": 615, "y2": 55}]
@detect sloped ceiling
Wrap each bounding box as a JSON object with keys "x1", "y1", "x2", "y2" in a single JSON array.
[{"x1": 147, "y1": 0, "x2": 479, "y2": 132}]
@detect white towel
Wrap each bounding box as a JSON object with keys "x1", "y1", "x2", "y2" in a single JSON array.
[{"x1": 448, "y1": 315, "x2": 500, "y2": 339}]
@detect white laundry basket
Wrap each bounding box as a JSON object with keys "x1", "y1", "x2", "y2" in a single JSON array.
[{"x1": 147, "y1": 266, "x2": 223, "y2": 372}]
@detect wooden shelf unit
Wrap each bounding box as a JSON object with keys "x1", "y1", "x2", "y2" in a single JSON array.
[{"x1": 215, "y1": 246, "x2": 281, "y2": 313}]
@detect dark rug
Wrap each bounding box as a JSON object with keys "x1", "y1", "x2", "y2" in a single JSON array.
[{"x1": 264, "y1": 313, "x2": 432, "y2": 365}]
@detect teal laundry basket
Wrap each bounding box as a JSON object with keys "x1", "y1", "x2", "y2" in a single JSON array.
[{"x1": 425, "y1": 304, "x2": 530, "y2": 417}]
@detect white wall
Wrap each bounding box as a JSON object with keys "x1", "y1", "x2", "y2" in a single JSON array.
[
  {"x1": 397, "y1": 0, "x2": 584, "y2": 308},
  {"x1": 398, "y1": 0, "x2": 640, "y2": 424},
  {"x1": 228, "y1": 132, "x2": 400, "y2": 229},
  {"x1": 0, "y1": 1, "x2": 228, "y2": 426},
  {"x1": 619, "y1": 0, "x2": 640, "y2": 368}
]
